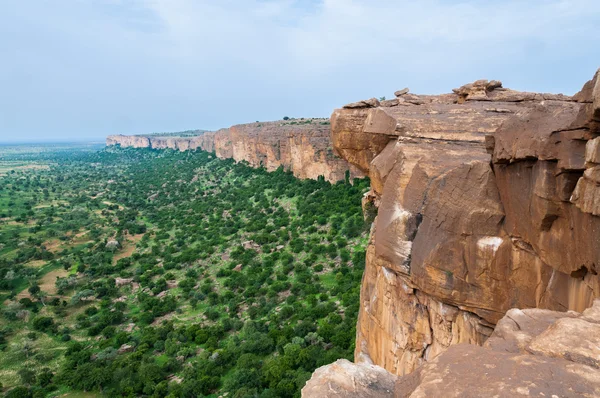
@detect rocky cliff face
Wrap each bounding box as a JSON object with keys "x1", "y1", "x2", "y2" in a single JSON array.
[
  {"x1": 106, "y1": 119, "x2": 363, "y2": 182},
  {"x1": 329, "y1": 71, "x2": 600, "y2": 377},
  {"x1": 303, "y1": 300, "x2": 600, "y2": 397}
]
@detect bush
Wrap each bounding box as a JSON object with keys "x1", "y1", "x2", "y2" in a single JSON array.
[
  {"x1": 32, "y1": 316, "x2": 56, "y2": 333},
  {"x1": 4, "y1": 386, "x2": 32, "y2": 398}
]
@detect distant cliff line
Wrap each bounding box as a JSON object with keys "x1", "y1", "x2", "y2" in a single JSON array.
[{"x1": 106, "y1": 119, "x2": 363, "y2": 183}]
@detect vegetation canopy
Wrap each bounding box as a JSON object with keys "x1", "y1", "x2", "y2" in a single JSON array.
[{"x1": 0, "y1": 144, "x2": 371, "y2": 398}]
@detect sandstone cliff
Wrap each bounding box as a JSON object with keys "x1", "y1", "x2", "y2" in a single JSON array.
[
  {"x1": 303, "y1": 300, "x2": 600, "y2": 397},
  {"x1": 106, "y1": 119, "x2": 363, "y2": 183},
  {"x1": 329, "y1": 71, "x2": 600, "y2": 377},
  {"x1": 106, "y1": 71, "x2": 600, "y2": 396}
]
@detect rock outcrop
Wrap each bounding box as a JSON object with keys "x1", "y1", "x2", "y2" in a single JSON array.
[
  {"x1": 302, "y1": 301, "x2": 600, "y2": 397},
  {"x1": 302, "y1": 358, "x2": 397, "y2": 398},
  {"x1": 330, "y1": 71, "x2": 600, "y2": 376},
  {"x1": 106, "y1": 119, "x2": 363, "y2": 183}
]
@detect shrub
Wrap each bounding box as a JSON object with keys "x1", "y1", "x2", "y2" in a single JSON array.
[{"x1": 32, "y1": 316, "x2": 56, "y2": 333}]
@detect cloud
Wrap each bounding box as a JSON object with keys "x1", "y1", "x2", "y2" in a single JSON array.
[
  {"x1": 0, "y1": 0, "x2": 598, "y2": 140},
  {"x1": 143, "y1": 1, "x2": 599, "y2": 64}
]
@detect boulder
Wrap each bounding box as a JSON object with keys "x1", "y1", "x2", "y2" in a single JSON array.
[
  {"x1": 586, "y1": 137, "x2": 600, "y2": 164},
  {"x1": 118, "y1": 344, "x2": 133, "y2": 354},
  {"x1": 483, "y1": 308, "x2": 579, "y2": 353},
  {"x1": 394, "y1": 88, "x2": 409, "y2": 97},
  {"x1": 106, "y1": 239, "x2": 120, "y2": 250},
  {"x1": 166, "y1": 280, "x2": 178, "y2": 289},
  {"x1": 304, "y1": 303, "x2": 600, "y2": 397},
  {"x1": 594, "y1": 68, "x2": 600, "y2": 120},
  {"x1": 115, "y1": 277, "x2": 133, "y2": 287},
  {"x1": 343, "y1": 98, "x2": 381, "y2": 109},
  {"x1": 527, "y1": 317, "x2": 600, "y2": 368},
  {"x1": 302, "y1": 359, "x2": 396, "y2": 398},
  {"x1": 380, "y1": 99, "x2": 399, "y2": 107},
  {"x1": 451, "y1": 79, "x2": 566, "y2": 103}
]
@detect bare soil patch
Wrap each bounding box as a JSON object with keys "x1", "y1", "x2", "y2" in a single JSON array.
[
  {"x1": 112, "y1": 233, "x2": 143, "y2": 264},
  {"x1": 24, "y1": 260, "x2": 46, "y2": 269},
  {"x1": 16, "y1": 268, "x2": 69, "y2": 299},
  {"x1": 43, "y1": 239, "x2": 63, "y2": 253}
]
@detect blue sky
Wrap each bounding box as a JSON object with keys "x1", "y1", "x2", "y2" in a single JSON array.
[{"x1": 0, "y1": 0, "x2": 598, "y2": 142}]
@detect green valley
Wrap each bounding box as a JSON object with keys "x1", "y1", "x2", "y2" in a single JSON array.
[{"x1": 0, "y1": 144, "x2": 370, "y2": 397}]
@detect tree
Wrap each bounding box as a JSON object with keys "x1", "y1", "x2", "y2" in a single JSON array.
[
  {"x1": 18, "y1": 368, "x2": 36, "y2": 385},
  {"x1": 4, "y1": 386, "x2": 32, "y2": 398},
  {"x1": 71, "y1": 289, "x2": 95, "y2": 304},
  {"x1": 37, "y1": 368, "x2": 53, "y2": 387},
  {"x1": 28, "y1": 285, "x2": 40, "y2": 296},
  {"x1": 32, "y1": 316, "x2": 56, "y2": 333}
]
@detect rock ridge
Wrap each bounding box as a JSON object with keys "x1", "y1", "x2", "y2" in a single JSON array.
[{"x1": 107, "y1": 119, "x2": 363, "y2": 183}]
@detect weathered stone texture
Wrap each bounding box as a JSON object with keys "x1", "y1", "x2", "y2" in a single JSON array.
[
  {"x1": 330, "y1": 70, "x2": 600, "y2": 377},
  {"x1": 303, "y1": 302, "x2": 600, "y2": 397},
  {"x1": 302, "y1": 359, "x2": 397, "y2": 398}
]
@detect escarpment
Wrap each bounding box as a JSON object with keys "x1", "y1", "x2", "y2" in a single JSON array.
[
  {"x1": 107, "y1": 119, "x2": 363, "y2": 182},
  {"x1": 106, "y1": 71, "x2": 600, "y2": 396},
  {"x1": 330, "y1": 71, "x2": 600, "y2": 377}
]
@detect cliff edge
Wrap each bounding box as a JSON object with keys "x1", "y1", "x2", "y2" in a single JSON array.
[
  {"x1": 107, "y1": 119, "x2": 363, "y2": 183},
  {"x1": 330, "y1": 71, "x2": 600, "y2": 376}
]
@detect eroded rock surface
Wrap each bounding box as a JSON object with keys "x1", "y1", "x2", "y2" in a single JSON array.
[
  {"x1": 107, "y1": 120, "x2": 363, "y2": 182},
  {"x1": 302, "y1": 359, "x2": 397, "y2": 398},
  {"x1": 303, "y1": 302, "x2": 600, "y2": 397},
  {"x1": 330, "y1": 69, "x2": 600, "y2": 376}
]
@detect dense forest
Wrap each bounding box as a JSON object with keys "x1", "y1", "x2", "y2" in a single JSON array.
[{"x1": 0, "y1": 145, "x2": 371, "y2": 397}]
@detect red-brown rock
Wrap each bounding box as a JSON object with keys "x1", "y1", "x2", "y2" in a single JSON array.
[
  {"x1": 330, "y1": 70, "x2": 600, "y2": 377},
  {"x1": 303, "y1": 303, "x2": 600, "y2": 397},
  {"x1": 107, "y1": 119, "x2": 363, "y2": 183}
]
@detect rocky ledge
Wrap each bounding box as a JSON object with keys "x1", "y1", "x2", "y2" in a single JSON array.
[
  {"x1": 106, "y1": 119, "x2": 363, "y2": 183},
  {"x1": 324, "y1": 69, "x2": 600, "y2": 383},
  {"x1": 303, "y1": 300, "x2": 600, "y2": 397}
]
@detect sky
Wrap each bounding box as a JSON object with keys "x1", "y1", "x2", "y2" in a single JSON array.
[{"x1": 0, "y1": 0, "x2": 599, "y2": 142}]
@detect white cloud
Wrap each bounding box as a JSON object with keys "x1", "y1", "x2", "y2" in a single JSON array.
[
  {"x1": 126, "y1": 0, "x2": 599, "y2": 83},
  {"x1": 0, "y1": 0, "x2": 598, "y2": 139}
]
